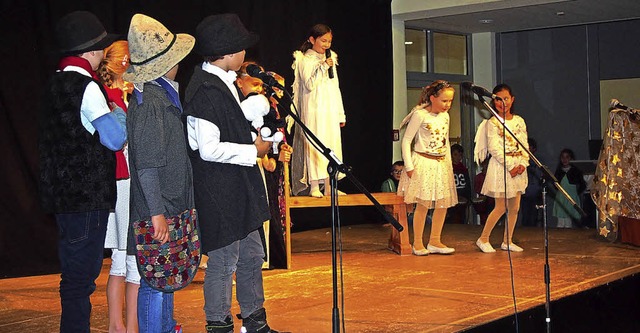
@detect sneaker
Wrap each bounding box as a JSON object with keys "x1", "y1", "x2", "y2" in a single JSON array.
[
  {"x1": 411, "y1": 246, "x2": 429, "y2": 256},
  {"x1": 426, "y1": 244, "x2": 455, "y2": 254},
  {"x1": 476, "y1": 239, "x2": 496, "y2": 253},
  {"x1": 500, "y1": 242, "x2": 524, "y2": 252},
  {"x1": 175, "y1": 325, "x2": 182, "y2": 333}
]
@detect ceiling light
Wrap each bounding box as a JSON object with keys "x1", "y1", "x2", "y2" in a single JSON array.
[
  {"x1": 405, "y1": 41, "x2": 413, "y2": 45},
  {"x1": 479, "y1": 19, "x2": 493, "y2": 24}
]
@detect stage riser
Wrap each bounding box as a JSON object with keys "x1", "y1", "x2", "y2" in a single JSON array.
[{"x1": 463, "y1": 273, "x2": 640, "y2": 332}]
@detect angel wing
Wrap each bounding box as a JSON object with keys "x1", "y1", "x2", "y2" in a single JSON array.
[{"x1": 474, "y1": 119, "x2": 489, "y2": 166}]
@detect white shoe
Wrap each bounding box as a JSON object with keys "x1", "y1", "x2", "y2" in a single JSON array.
[
  {"x1": 310, "y1": 189, "x2": 323, "y2": 198},
  {"x1": 501, "y1": 242, "x2": 524, "y2": 252},
  {"x1": 427, "y1": 244, "x2": 455, "y2": 254},
  {"x1": 324, "y1": 189, "x2": 347, "y2": 196},
  {"x1": 411, "y1": 246, "x2": 429, "y2": 256},
  {"x1": 476, "y1": 239, "x2": 496, "y2": 253}
]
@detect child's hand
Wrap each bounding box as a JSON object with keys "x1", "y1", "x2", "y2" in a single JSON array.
[
  {"x1": 264, "y1": 157, "x2": 277, "y2": 172},
  {"x1": 326, "y1": 57, "x2": 334, "y2": 67},
  {"x1": 254, "y1": 135, "x2": 271, "y2": 158},
  {"x1": 151, "y1": 214, "x2": 170, "y2": 245},
  {"x1": 278, "y1": 144, "x2": 292, "y2": 163},
  {"x1": 509, "y1": 167, "x2": 520, "y2": 178}
]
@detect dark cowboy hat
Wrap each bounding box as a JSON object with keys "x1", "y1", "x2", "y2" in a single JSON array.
[
  {"x1": 55, "y1": 11, "x2": 120, "y2": 54},
  {"x1": 194, "y1": 13, "x2": 259, "y2": 56}
]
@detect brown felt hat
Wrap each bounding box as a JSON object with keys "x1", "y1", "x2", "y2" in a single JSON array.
[{"x1": 123, "y1": 14, "x2": 195, "y2": 83}]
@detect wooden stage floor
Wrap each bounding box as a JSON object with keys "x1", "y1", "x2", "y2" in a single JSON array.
[{"x1": 1, "y1": 223, "x2": 639, "y2": 332}]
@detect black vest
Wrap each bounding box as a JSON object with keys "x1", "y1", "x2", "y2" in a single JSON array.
[
  {"x1": 39, "y1": 71, "x2": 116, "y2": 213},
  {"x1": 184, "y1": 66, "x2": 269, "y2": 252}
]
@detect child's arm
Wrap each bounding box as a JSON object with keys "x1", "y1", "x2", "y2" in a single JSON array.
[{"x1": 187, "y1": 116, "x2": 259, "y2": 166}]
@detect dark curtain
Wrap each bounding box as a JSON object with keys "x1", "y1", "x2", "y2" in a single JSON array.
[{"x1": 0, "y1": 0, "x2": 393, "y2": 277}]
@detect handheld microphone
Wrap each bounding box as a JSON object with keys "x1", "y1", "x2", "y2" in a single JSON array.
[
  {"x1": 462, "y1": 82, "x2": 502, "y2": 100},
  {"x1": 246, "y1": 64, "x2": 285, "y2": 90},
  {"x1": 610, "y1": 99, "x2": 630, "y2": 111},
  {"x1": 325, "y1": 49, "x2": 334, "y2": 79}
]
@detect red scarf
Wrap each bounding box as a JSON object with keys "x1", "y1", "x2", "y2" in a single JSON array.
[
  {"x1": 58, "y1": 56, "x2": 100, "y2": 80},
  {"x1": 59, "y1": 56, "x2": 130, "y2": 180}
]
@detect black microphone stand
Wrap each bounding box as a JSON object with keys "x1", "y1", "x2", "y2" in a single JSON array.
[
  {"x1": 269, "y1": 84, "x2": 403, "y2": 333},
  {"x1": 475, "y1": 94, "x2": 586, "y2": 333}
]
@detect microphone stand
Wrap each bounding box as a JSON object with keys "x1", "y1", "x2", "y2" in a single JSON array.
[
  {"x1": 475, "y1": 94, "x2": 586, "y2": 333},
  {"x1": 272, "y1": 85, "x2": 403, "y2": 333}
]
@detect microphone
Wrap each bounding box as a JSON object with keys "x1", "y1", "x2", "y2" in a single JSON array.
[
  {"x1": 462, "y1": 82, "x2": 502, "y2": 100},
  {"x1": 610, "y1": 99, "x2": 630, "y2": 110},
  {"x1": 325, "y1": 49, "x2": 334, "y2": 79},
  {"x1": 246, "y1": 64, "x2": 285, "y2": 90}
]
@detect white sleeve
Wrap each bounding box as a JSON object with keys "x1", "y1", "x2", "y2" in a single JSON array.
[
  {"x1": 186, "y1": 116, "x2": 257, "y2": 166},
  {"x1": 80, "y1": 81, "x2": 111, "y2": 134}
]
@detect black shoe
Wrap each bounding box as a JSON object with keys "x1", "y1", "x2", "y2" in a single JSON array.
[
  {"x1": 205, "y1": 316, "x2": 234, "y2": 333},
  {"x1": 242, "y1": 308, "x2": 279, "y2": 333}
]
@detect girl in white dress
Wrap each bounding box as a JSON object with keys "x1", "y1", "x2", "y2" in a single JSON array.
[
  {"x1": 398, "y1": 80, "x2": 458, "y2": 255},
  {"x1": 291, "y1": 24, "x2": 346, "y2": 197},
  {"x1": 474, "y1": 84, "x2": 529, "y2": 253}
]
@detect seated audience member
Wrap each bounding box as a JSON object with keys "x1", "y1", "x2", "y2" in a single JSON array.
[
  {"x1": 552, "y1": 148, "x2": 586, "y2": 228},
  {"x1": 448, "y1": 143, "x2": 472, "y2": 224}
]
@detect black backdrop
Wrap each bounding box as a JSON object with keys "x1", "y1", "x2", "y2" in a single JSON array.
[{"x1": 0, "y1": 0, "x2": 393, "y2": 277}]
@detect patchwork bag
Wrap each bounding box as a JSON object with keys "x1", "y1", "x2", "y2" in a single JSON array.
[{"x1": 132, "y1": 208, "x2": 201, "y2": 292}]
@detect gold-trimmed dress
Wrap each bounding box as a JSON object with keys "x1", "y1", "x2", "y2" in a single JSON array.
[{"x1": 397, "y1": 107, "x2": 457, "y2": 209}]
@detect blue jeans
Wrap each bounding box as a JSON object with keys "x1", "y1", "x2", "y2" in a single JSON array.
[
  {"x1": 204, "y1": 230, "x2": 266, "y2": 321},
  {"x1": 138, "y1": 278, "x2": 176, "y2": 333},
  {"x1": 56, "y1": 210, "x2": 109, "y2": 333}
]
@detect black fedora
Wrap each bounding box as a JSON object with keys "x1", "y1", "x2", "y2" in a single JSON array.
[
  {"x1": 55, "y1": 11, "x2": 119, "y2": 54},
  {"x1": 194, "y1": 13, "x2": 259, "y2": 56}
]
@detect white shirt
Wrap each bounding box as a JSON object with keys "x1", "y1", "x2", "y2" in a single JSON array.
[
  {"x1": 63, "y1": 65, "x2": 111, "y2": 134},
  {"x1": 186, "y1": 62, "x2": 257, "y2": 166}
]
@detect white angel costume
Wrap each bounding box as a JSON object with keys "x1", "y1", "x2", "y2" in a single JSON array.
[
  {"x1": 474, "y1": 115, "x2": 529, "y2": 198},
  {"x1": 397, "y1": 106, "x2": 458, "y2": 209},
  {"x1": 290, "y1": 49, "x2": 346, "y2": 195}
]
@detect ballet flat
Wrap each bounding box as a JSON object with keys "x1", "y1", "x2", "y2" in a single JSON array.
[
  {"x1": 500, "y1": 242, "x2": 524, "y2": 252},
  {"x1": 426, "y1": 244, "x2": 455, "y2": 254},
  {"x1": 310, "y1": 189, "x2": 323, "y2": 198},
  {"x1": 476, "y1": 239, "x2": 496, "y2": 253},
  {"x1": 411, "y1": 246, "x2": 429, "y2": 256}
]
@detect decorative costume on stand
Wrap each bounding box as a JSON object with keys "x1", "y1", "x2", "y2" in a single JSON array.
[{"x1": 592, "y1": 106, "x2": 640, "y2": 244}]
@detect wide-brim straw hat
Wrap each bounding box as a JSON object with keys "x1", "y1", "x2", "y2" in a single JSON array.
[
  {"x1": 55, "y1": 11, "x2": 120, "y2": 54},
  {"x1": 194, "y1": 13, "x2": 259, "y2": 56},
  {"x1": 123, "y1": 14, "x2": 195, "y2": 83}
]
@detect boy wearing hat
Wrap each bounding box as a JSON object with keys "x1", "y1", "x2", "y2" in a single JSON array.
[
  {"x1": 123, "y1": 13, "x2": 195, "y2": 333},
  {"x1": 39, "y1": 10, "x2": 126, "y2": 332},
  {"x1": 184, "y1": 14, "x2": 278, "y2": 333}
]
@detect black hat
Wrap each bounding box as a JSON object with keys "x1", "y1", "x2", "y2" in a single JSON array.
[
  {"x1": 194, "y1": 14, "x2": 259, "y2": 56},
  {"x1": 55, "y1": 11, "x2": 119, "y2": 54}
]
